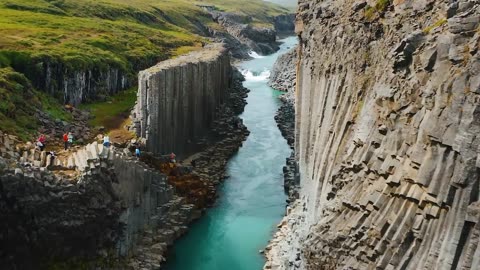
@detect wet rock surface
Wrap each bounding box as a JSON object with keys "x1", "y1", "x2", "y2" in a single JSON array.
[{"x1": 267, "y1": 0, "x2": 480, "y2": 269}]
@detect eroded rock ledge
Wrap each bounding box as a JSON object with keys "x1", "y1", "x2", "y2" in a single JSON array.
[
  {"x1": 266, "y1": 0, "x2": 480, "y2": 269},
  {"x1": 270, "y1": 45, "x2": 298, "y2": 201}
]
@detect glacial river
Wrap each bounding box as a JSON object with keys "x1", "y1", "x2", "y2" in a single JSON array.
[{"x1": 164, "y1": 36, "x2": 298, "y2": 270}]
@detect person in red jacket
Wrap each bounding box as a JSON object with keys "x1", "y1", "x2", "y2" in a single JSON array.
[
  {"x1": 37, "y1": 134, "x2": 46, "y2": 151},
  {"x1": 170, "y1": 152, "x2": 176, "y2": 163},
  {"x1": 63, "y1": 132, "x2": 69, "y2": 150}
]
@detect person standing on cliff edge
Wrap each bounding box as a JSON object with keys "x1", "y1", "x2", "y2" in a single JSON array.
[
  {"x1": 68, "y1": 132, "x2": 74, "y2": 148},
  {"x1": 37, "y1": 134, "x2": 46, "y2": 151},
  {"x1": 63, "y1": 132, "x2": 69, "y2": 150},
  {"x1": 103, "y1": 134, "x2": 110, "y2": 147}
]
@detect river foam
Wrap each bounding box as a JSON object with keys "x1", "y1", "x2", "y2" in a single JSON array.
[
  {"x1": 248, "y1": 51, "x2": 265, "y2": 59},
  {"x1": 241, "y1": 69, "x2": 271, "y2": 82}
]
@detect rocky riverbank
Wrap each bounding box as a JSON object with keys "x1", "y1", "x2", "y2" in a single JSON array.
[
  {"x1": 269, "y1": 47, "x2": 297, "y2": 94},
  {"x1": 275, "y1": 101, "x2": 298, "y2": 202},
  {"x1": 269, "y1": 44, "x2": 298, "y2": 202},
  {"x1": 264, "y1": 40, "x2": 299, "y2": 269}
]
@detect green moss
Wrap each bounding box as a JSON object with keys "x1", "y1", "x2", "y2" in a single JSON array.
[
  {"x1": 37, "y1": 91, "x2": 72, "y2": 122},
  {"x1": 80, "y1": 87, "x2": 137, "y2": 129},
  {"x1": 364, "y1": 0, "x2": 391, "y2": 21},
  {"x1": 0, "y1": 67, "x2": 39, "y2": 140},
  {"x1": 0, "y1": 67, "x2": 71, "y2": 140},
  {"x1": 375, "y1": 0, "x2": 390, "y2": 12},
  {"x1": 423, "y1": 18, "x2": 447, "y2": 34}
]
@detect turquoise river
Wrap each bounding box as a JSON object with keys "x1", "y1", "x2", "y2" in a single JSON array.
[{"x1": 164, "y1": 36, "x2": 298, "y2": 270}]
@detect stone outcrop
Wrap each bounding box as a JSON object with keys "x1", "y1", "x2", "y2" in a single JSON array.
[
  {"x1": 269, "y1": 47, "x2": 297, "y2": 95},
  {"x1": 271, "y1": 45, "x2": 298, "y2": 202},
  {"x1": 0, "y1": 134, "x2": 123, "y2": 269},
  {"x1": 0, "y1": 131, "x2": 217, "y2": 269},
  {"x1": 132, "y1": 44, "x2": 232, "y2": 157},
  {"x1": 266, "y1": 0, "x2": 480, "y2": 269},
  {"x1": 14, "y1": 60, "x2": 131, "y2": 106},
  {"x1": 274, "y1": 14, "x2": 296, "y2": 34},
  {"x1": 201, "y1": 6, "x2": 282, "y2": 57}
]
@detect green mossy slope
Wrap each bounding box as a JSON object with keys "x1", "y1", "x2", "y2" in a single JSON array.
[{"x1": 0, "y1": 0, "x2": 289, "y2": 140}]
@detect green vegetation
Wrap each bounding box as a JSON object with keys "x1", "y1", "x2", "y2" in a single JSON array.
[
  {"x1": 38, "y1": 91, "x2": 72, "y2": 122},
  {"x1": 80, "y1": 87, "x2": 137, "y2": 129},
  {"x1": 423, "y1": 18, "x2": 447, "y2": 34},
  {"x1": 0, "y1": 0, "x2": 288, "y2": 72},
  {"x1": 0, "y1": 67, "x2": 69, "y2": 140},
  {"x1": 0, "y1": 67, "x2": 39, "y2": 140},
  {"x1": 364, "y1": 0, "x2": 391, "y2": 21}
]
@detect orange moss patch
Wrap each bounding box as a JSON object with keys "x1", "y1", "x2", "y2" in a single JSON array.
[{"x1": 140, "y1": 154, "x2": 216, "y2": 209}]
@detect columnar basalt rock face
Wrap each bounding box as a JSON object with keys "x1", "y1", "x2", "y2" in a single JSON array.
[
  {"x1": 0, "y1": 158, "x2": 123, "y2": 269},
  {"x1": 133, "y1": 44, "x2": 232, "y2": 157},
  {"x1": 0, "y1": 137, "x2": 195, "y2": 269},
  {"x1": 266, "y1": 0, "x2": 480, "y2": 269},
  {"x1": 18, "y1": 61, "x2": 131, "y2": 105},
  {"x1": 270, "y1": 47, "x2": 297, "y2": 94},
  {"x1": 112, "y1": 157, "x2": 176, "y2": 256}
]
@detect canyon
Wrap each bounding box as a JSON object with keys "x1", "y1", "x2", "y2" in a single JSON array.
[{"x1": 4, "y1": 0, "x2": 480, "y2": 269}]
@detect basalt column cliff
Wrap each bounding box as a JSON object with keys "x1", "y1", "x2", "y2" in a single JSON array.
[
  {"x1": 266, "y1": 0, "x2": 480, "y2": 269},
  {"x1": 133, "y1": 44, "x2": 232, "y2": 156}
]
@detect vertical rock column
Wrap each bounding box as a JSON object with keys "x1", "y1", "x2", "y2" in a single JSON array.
[{"x1": 133, "y1": 44, "x2": 231, "y2": 156}]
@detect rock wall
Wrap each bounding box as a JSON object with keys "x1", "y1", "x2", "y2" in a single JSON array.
[
  {"x1": 269, "y1": 46, "x2": 297, "y2": 96},
  {"x1": 0, "y1": 156, "x2": 122, "y2": 269},
  {"x1": 266, "y1": 0, "x2": 480, "y2": 269},
  {"x1": 12, "y1": 59, "x2": 131, "y2": 106},
  {"x1": 274, "y1": 14, "x2": 296, "y2": 34},
  {"x1": 202, "y1": 7, "x2": 281, "y2": 57},
  {"x1": 132, "y1": 44, "x2": 232, "y2": 157},
  {"x1": 111, "y1": 157, "x2": 175, "y2": 256},
  {"x1": 271, "y1": 45, "x2": 298, "y2": 201},
  {"x1": 0, "y1": 131, "x2": 195, "y2": 269}
]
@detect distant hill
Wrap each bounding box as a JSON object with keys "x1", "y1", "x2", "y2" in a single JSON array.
[{"x1": 264, "y1": 0, "x2": 298, "y2": 9}]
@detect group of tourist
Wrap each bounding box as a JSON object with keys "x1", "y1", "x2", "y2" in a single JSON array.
[
  {"x1": 34, "y1": 132, "x2": 178, "y2": 165},
  {"x1": 33, "y1": 134, "x2": 57, "y2": 167},
  {"x1": 62, "y1": 132, "x2": 74, "y2": 150}
]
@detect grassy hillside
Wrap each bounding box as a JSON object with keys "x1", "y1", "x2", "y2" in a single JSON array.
[
  {"x1": 0, "y1": 67, "x2": 71, "y2": 140},
  {"x1": 0, "y1": 0, "x2": 289, "y2": 140},
  {"x1": 0, "y1": 0, "x2": 289, "y2": 70}
]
